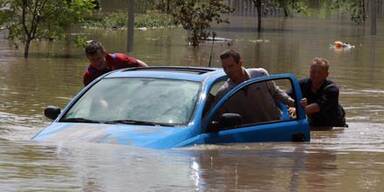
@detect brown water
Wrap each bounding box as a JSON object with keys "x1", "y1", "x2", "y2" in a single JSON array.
[{"x1": 1, "y1": 16, "x2": 384, "y2": 191}]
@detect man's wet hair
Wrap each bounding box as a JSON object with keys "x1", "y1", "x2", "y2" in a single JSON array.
[
  {"x1": 312, "y1": 57, "x2": 329, "y2": 72},
  {"x1": 85, "y1": 40, "x2": 104, "y2": 56},
  {"x1": 220, "y1": 49, "x2": 241, "y2": 64}
]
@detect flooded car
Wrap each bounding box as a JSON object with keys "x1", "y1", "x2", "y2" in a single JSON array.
[{"x1": 32, "y1": 67, "x2": 310, "y2": 149}]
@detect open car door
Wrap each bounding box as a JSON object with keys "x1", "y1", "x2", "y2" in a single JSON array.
[{"x1": 202, "y1": 73, "x2": 310, "y2": 144}]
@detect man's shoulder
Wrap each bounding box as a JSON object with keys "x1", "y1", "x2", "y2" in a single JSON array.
[
  {"x1": 218, "y1": 81, "x2": 231, "y2": 91},
  {"x1": 299, "y1": 77, "x2": 310, "y2": 83},
  {"x1": 323, "y1": 79, "x2": 339, "y2": 92},
  {"x1": 83, "y1": 65, "x2": 101, "y2": 86},
  {"x1": 296, "y1": 78, "x2": 311, "y2": 93},
  {"x1": 216, "y1": 81, "x2": 231, "y2": 98},
  {"x1": 112, "y1": 52, "x2": 130, "y2": 57},
  {"x1": 115, "y1": 52, "x2": 135, "y2": 59},
  {"x1": 247, "y1": 68, "x2": 269, "y2": 78},
  {"x1": 108, "y1": 53, "x2": 137, "y2": 61},
  {"x1": 84, "y1": 65, "x2": 98, "y2": 74},
  {"x1": 107, "y1": 53, "x2": 139, "y2": 69},
  {"x1": 324, "y1": 79, "x2": 336, "y2": 85}
]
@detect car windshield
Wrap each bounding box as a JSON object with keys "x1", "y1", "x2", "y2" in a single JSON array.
[{"x1": 62, "y1": 78, "x2": 201, "y2": 126}]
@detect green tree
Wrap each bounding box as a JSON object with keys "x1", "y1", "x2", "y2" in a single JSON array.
[
  {"x1": 171, "y1": 0, "x2": 233, "y2": 47},
  {"x1": 156, "y1": 0, "x2": 171, "y2": 13},
  {"x1": 250, "y1": 0, "x2": 308, "y2": 32},
  {"x1": 0, "y1": 0, "x2": 95, "y2": 58},
  {"x1": 329, "y1": 0, "x2": 366, "y2": 24}
]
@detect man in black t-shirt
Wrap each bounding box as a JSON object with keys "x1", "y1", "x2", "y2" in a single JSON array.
[{"x1": 298, "y1": 57, "x2": 347, "y2": 129}]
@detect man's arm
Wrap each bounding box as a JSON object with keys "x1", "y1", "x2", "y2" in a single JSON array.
[
  {"x1": 83, "y1": 71, "x2": 93, "y2": 86},
  {"x1": 211, "y1": 84, "x2": 231, "y2": 119},
  {"x1": 300, "y1": 98, "x2": 320, "y2": 115},
  {"x1": 114, "y1": 53, "x2": 148, "y2": 68},
  {"x1": 301, "y1": 84, "x2": 339, "y2": 115},
  {"x1": 314, "y1": 84, "x2": 339, "y2": 112},
  {"x1": 136, "y1": 59, "x2": 148, "y2": 67},
  {"x1": 266, "y1": 80, "x2": 295, "y2": 107},
  {"x1": 252, "y1": 68, "x2": 295, "y2": 107},
  {"x1": 305, "y1": 104, "x2": 321, "y2": 114}
]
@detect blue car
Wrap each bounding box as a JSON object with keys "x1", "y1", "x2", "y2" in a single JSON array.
[{"x1": 33, "y1": 67, "x2": 310, "y2": 149}]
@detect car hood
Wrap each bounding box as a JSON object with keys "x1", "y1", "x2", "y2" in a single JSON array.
[{"x1": 32, "y1": 123, "x2": 190, "y2": 148}]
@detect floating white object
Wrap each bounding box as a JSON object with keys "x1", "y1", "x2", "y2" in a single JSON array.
[{"x1": 330, "y1": 41, "x2": 355, "y2": 50}]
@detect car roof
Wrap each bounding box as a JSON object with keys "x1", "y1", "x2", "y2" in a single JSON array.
[{"x1": 104, "y1": 66, "x2": 226, "y2": 82}]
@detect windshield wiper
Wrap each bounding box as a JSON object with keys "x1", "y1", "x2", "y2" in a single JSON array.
[
  {"x1": 104, "y1": 119, "x2": 174, "y2": 127},
  {"x1": 60, "y1": 117, "x2": 101, "y2": 123}
]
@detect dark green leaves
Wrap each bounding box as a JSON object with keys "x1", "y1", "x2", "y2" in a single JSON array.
[{"x1": 171, "y1": 0, "x2": 234, "y2": 47}]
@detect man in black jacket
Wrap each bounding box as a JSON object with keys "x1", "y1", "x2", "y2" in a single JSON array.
[{"x1": 298, "y1": 57, "x2": 347, "y2": 129}]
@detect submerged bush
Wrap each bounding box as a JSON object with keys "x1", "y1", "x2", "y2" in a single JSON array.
[
  {"x1": 135, "y1": 11, "x2": 174, "y2": 28},
  {"x1": 171, "y1": 0, "x2": 233, "y2": 47},
  {"x1": 84, "y1": 10, "x2": 174, "y2": 29}
]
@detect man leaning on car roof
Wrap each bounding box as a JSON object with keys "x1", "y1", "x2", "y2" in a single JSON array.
[{"x1": 83, "y1": 40, "x2": 148, "y2": 86}]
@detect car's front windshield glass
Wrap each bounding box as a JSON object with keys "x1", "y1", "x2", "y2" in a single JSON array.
[{"x1": 62, "y1": 78, "x2": 201, "y2": 126}]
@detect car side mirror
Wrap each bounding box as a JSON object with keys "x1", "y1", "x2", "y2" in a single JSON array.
[
  {"x1": 220, "y1": 113, "x2": 242, "y2": 129},
  {"x1": 208, "y1": 113, "x2": 242, "y2": 132},
  {"x1": 44, "y1": 106, "x2": 61, "y2": 120},
  {"x1": 207, "y1": 121, "x2": 218, "y2": 133}
]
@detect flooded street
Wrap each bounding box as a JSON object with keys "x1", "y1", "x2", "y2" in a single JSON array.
[{"x1": 1, "y1": 16, "x2": 384, "y2": 191}]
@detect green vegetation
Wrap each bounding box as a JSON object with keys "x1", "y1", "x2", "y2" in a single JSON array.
[
  {"x1": 85, "y1": 0, "x2": 233, "y2": 47},
  {"x1": 170, "y1": 0, "x2": 233, "y2": 47},
  {"x1": 250, "y1": 0, "x2": 310, "y2": 32},
  {"x1": 84, "y1": 10, "x2": 174, "y2": 29},
  {"x1": 0, "y1": 0, "x2": 373, "y2": 56},
  {"x1": 248, "y1": 0, "x2": 367, "y2": 31},
  {"x1": 329, "y1": 0, "x2": 366, "y2": 24},
  {"x1": 135, "y1": 10, "x2": 174, "y2": 28},
  {"x1": 0, "y1": 0, "x2": 95, "y2": 58}
]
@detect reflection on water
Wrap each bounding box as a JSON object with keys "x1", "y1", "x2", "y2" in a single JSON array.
[
  {"x1": 1, "y1": 139, "x2": 384, "y2": 191},
  {"x1": 1, "y1": 16, "x2": 384, "y2": 191}
]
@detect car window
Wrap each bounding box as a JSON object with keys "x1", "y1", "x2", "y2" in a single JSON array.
[
  {"x1": 209, "y1": 79, "x2": 226, "y2": 96},
  {"x1": 213, "y1": 78, "x2": 296, "y2": 130},
  {"x1": 203, "y1": 78, "x2": 227, "y2": 117},
  {"x1": 62, "y1": 78, "x2": 201, "y2": 126}
]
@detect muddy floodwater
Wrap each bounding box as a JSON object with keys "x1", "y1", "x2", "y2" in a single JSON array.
[{"x1": 1, "y1": 16, "x2": 384, "y2": 191}]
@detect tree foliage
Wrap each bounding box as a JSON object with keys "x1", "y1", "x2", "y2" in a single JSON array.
[
  {"x1": 328, "y1": 0, "x2": 366, "y2": 24},
  {"x1": 249, "y1": 0, "x2": 309, "y2": 32},
  {"x1": 249, "y1": 0, "x2": 367, "y2": 32},
  {"x1": 171, "y1": 0, "x2": 233, "y2": 47},
  {"x1": 0, "y1": 0, "x2": 95, "y2": 58}
]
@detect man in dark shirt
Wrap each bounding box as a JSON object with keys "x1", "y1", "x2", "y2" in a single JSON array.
[
  {"x1": 83, "y1": 40, "x2": 148, "y2": 86},
  {"x1": 299, "y1": 57, "x2": 346, "y2": 128}
]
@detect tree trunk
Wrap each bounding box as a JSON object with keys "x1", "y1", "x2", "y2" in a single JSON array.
[
  {"x1": 283, "y1": 8, "x2": 289, "y2": 17},
  {"x1": 127, "y1": 0, "x2": 135, "y2": 52},
  {"x1": 251, "y1": 0, "x2": 262, "y2": 32},
  {"x1": 256, "y1": 0, "x2": 261, "y2": 32},
  {"x1": 282, "y1": 0, "x2": 289, "y2": 17},
  {"x1": 24, "y1": 38, "x2": 31, "y2": 58},
  {"x1": 191, "y1": 30, "x2": 199, "y2": 47},
  {"x1": 371, "y1": 0, "x2": 377, "y2": 35},
  {"x1": 166, "y1": 0, "x2": 170, "y2": 13},
  {"x1": 362, "y1": 0, "x2": 366, "y2": 21}
]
